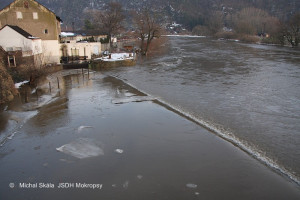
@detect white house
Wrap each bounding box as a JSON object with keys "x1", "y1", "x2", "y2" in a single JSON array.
[
  {"x1": 0, "y1": 25, "x2": 43, "y2": 66},
  {"x1": 0, "y1": 25, "x2": 42, "y2": 54}
]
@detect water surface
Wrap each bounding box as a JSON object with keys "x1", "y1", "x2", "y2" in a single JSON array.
[{"x1": 107, "y1": 37, "x2": 300, "y2": 183}]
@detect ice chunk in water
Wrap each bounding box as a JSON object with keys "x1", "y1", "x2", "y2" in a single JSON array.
[
  {"x1": 78, "y1": 126, "x2": 93, "y2": 132},
  {"x1": 123, "y1": 181, "x2": 129, "y2": 189},
  {"x1": 56, "y1": 138, "x2": 104, "y2": 159},
  {"x1": 137, "y1": 175, "x2": 143, "y2": 180},
  {"x1": 186, "y1": 183, "x2": 197, "y2": 189},
  {"x1": 115, "y1": 149, "x2": 124, "y2": 154}
]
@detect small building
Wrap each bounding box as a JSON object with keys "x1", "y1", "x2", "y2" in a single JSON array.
[
  {"x1": 60, "y1": 40, "x2": 101, "y2": 63},
  {"x1": 60, "y1": 32, "x2": 108, "y2": 44},
  {"x1": 0, "y1": 25, "x2": 42, "y2": 67},
  {"x1": 0, "y1": 0, "x2": 63, "y2": 64},
  {"x1": 59, "y1": 31, "x2": 102, "y2": 62}
]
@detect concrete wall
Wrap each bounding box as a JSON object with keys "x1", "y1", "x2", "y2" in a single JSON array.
[
  {"x1": 42, "y1": 40, "x2": 60, "y2": 64},
  {"x1": 0, "y1": 0, "x2": 61, "y2": 40},
  {"x1": 61, "y1": 42, "x2": 101, "y2": 59}
]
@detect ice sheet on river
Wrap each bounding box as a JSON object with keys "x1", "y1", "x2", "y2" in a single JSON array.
[{"x1": 56, "y1": 138, "x2": 104, "y2": 159}]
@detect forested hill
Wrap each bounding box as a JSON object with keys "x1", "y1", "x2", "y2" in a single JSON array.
[{"x1": 1, "y1": 0, "x2": 300, "y2": 30}]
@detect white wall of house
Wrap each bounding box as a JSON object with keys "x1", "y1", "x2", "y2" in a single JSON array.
[
  {"x1": 42, "y1": 40, "x2": 60, "y2": 64},
  {"x1": 61, "y1": 42, "x2": 101, "y2": 59},
  {"x1": 0, "y1": 26, "x2": 42, "y2": 55}
]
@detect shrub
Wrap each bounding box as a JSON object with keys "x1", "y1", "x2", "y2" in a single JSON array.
[
  {"x1": 215, "y1": 31, "x2": 238, "y2": 39},
  {"x1": 0, "y1": 63, "x2": 18, "y2": 104},
  {"x1": 238, "y1": 34, "x2": 260, "y2": 43}
]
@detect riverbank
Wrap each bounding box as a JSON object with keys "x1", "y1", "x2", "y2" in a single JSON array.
[
  {"x1": 0, "y1": 63, "x2": 63, "y2": 106},
  {"x1": 0, "y1": 70, "x2": 299, "y2": 200}
]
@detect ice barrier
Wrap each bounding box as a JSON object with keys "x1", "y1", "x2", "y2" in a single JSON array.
[
  {"x1": 109, "y1": 75, "x2": 300, "y2": 186},
  {"x1": 111, "y1": 96, "x2": 155, "y2": 104},
  {"x1": 56, "y1": 138, "x2": 104, "y2": 159}
]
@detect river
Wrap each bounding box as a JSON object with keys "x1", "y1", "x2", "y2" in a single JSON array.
[
  {"x1": 107, "y1": 36, "x2": 300, "y2": 183},
  {"x1": 0, "y1": 37, "x2": 300, "y2": 199}
]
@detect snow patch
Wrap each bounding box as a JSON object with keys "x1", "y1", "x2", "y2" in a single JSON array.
[
  {"x1": 95, "y1": 53, "x2": 135, "y2": 62},
  {"x1": 61, "y1": 32, "x2": 76, "y2": 37},
  {"x1": 15, "y1": 80, "x2": 29, "y2": 88}
]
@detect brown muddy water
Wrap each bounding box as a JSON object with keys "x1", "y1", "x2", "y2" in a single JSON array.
[{"x1": 0, "y1": 68, "x2": 299, "y2": 200}]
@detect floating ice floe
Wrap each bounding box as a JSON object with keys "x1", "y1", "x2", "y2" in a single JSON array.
[
  {"x1": 123, "y1": 181, "x2": 129, "y2": 189},
  {"x1": 115, "y1": 149, "x2": 124, "y2": 154},
  {"x1": 56, "y1": 138, "x2": 104, "y2": 159},
  {"x1": 137, "y1": 175, "x2": 143, "y2": 180},
  {"x1": 186, "y1": 183, "x2": 197, "y2": 189},
  {"x1": 112, "y1": 96, "x2": 155, "y2": 104},
  {"x1": 77, "y1": 126, "x2": 93, "y2": 132}
]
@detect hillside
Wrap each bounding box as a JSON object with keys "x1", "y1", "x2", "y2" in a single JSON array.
[{"x1": 1, "y1": 0, "x2": 300, "y2": 30}]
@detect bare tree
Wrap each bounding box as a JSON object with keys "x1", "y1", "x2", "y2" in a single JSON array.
[
  {"x1": 206, "y1": 11, "x2": 224, "y2": 34},
  {"x1": 233, "y1": 7, "x2": 272, "y2": 35},
  {"x1": 133, "y1": 10, "x2": 162, "y2": 55},
  {"x1": 98, "y1": 2, "x2": 125, "y2": 48},
  {"x1": 283, "y1": 13, "x2": 300, "y2": 47}
]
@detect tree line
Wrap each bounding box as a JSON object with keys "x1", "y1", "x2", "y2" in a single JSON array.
[
  {"x1": 192, "y1": 7, "x2": 300, "y2": 47},
  {"x1": 83, "y1": 2, "x2": 162, "y2": 55}
]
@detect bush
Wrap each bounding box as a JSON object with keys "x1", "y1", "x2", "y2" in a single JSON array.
[
  {"x1": 100, "y1": 37, "x2": 109, "y2": 43},
  {"x1": 238, "y1": 34, "x2": 260, "y2": 43},
  {"x1": 192, "y1": 25, "x2": 211, "y2": 36},
  {"x1": 0, "y1": 63, "x2": 18, "y2": 104},
  {"x1": 215, "y1": 31, "x2": 238, "y2": 39},
  {"x1": 261, "y1": 36, "x2": 283, "y2": 45}
]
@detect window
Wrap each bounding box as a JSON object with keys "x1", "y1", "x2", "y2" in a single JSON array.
[
  {"x1": 8, "y1": 56, "x2": 16, "y2": 67},
  {"x1": 33, "y1": 12, "x2": 38, "y2": 19},
  {"x1": 24, "y1": 1, "x2": 29, "y2": 8},
  {"x1": 71, "y1": 48, "x2": 79, "y2": 57},
  {"x1": 44, "y1": 29, "x2": 48, "y2": 34},
  {"x1": 16, "y1": 12, "x2": 23, "y2": 19}
]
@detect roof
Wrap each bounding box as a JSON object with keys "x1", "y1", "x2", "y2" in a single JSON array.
[
  {"x1": 73, "y1": 30, "x2": 108, "y2": 37},
  {"x1": 0, "y1": 25, "x2": 39, "y2": 39},
  {"x1": 0, "y1": 0, "x2": 62, "y2": 22}
]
